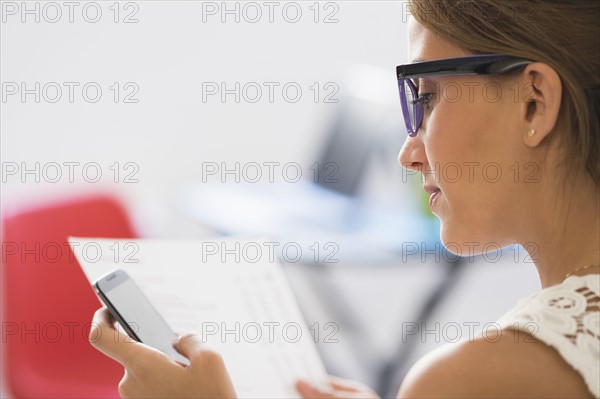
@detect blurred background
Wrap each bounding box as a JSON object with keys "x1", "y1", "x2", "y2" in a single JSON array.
[{"x1": 1, "y1": 1, "x2": 540, "y2": 398}]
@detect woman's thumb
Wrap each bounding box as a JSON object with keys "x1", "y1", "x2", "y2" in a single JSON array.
[{"x1": 172, "y1": 333, "x2": 205, "y2": 360}]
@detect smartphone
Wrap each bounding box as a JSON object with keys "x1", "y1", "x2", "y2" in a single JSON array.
[{"x1": 94, "y1": 269, "x2": 189, "y2": 365}]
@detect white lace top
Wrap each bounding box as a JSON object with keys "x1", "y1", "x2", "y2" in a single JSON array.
[{"x1": 496, "y1": 274, "x2": 600, "y2": 398}]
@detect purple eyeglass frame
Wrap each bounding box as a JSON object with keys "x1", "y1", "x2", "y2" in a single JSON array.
[{"x1": 396, "y1": 54, "x2": 533, "y2": 137}]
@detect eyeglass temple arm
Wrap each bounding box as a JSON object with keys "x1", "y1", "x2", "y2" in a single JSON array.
[{"x1": 397, "y1": 55, "x2": 533, "y2": 79}]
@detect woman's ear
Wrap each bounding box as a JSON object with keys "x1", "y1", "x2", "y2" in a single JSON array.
[{"x1": 520, "y1": 63, "x2": 562, "y2": 147}]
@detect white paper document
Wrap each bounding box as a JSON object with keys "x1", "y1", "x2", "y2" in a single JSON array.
[{"x1": 69, "y1": 236, "x2": 330, "y2": 398}]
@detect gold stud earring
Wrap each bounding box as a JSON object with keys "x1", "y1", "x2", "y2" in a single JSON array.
[{"x1": 527, "y1": 129, "x2": 536, "y2": 138}]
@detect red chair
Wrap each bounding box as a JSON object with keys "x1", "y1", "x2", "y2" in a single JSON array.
[{"x1": 1, "y1": 195, "x2": 137, "y2": 398}]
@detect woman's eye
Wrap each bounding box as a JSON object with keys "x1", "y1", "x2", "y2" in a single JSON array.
[{"x1": 411, "y1": 92, "x2": 434, "y2": 105}]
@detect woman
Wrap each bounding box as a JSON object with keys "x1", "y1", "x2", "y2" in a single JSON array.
[{"x1": 90, "y1": 0, "x2": 600, "y2": 397}]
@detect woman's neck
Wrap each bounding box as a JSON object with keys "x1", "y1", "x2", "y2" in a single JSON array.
[{"x1": 522, "y1": 174, "x2": 600, "y2": 288}]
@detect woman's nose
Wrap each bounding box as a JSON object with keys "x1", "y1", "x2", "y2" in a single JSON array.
[{"x1": 398, "y1": 135, "x2": 427, "y2": 173}]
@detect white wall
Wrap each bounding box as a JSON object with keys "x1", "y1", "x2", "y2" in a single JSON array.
[{"x1": 1, "y1": 1, "x2": 410, "y2": 205}]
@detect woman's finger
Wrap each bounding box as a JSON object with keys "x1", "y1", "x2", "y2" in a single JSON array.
[
  {"x1": 172, "y1": 334, "x2": 208, "y2": 362},
  {"x1": 89, "y1": 307, "x2": 148, "y2": 366}
]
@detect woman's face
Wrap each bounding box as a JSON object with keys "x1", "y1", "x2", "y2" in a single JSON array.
[{"x1": 398, "y1": 19, "x2": 533, "y2": 256}]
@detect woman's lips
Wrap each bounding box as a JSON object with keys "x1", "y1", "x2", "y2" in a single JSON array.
[
  {"x1": 423, "y1": 185, "x2": 441, "y2": 209},
  {"x1": 429, "y1": 189, "x2": 441, "y2": 209}
]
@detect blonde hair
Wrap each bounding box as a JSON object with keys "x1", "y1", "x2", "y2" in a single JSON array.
[{"x1": 408, "y1": 0, "x2": 600, "y2": 187}]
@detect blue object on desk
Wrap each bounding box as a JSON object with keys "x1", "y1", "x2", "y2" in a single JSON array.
[{"x1": 179, "y1": 179, "x2": 441, "y2": 264}]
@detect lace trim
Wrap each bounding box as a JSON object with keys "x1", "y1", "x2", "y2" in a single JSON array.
[{"x1": 496, "y1": 274, "x2": 600, "y2": 398}]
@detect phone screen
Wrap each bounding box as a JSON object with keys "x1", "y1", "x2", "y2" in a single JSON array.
[{"x1": 95, "y1": 269, "x2": 189, "y2": 365}]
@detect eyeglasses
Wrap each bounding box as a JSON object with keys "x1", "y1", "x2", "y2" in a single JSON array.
[{"x1": 396, "y1": 54, "x2": 533, "y2": 136}]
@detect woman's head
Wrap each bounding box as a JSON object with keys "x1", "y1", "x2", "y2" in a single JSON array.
[{"x1": 398, "y1": 0, "x2": 600, "y2": 255}]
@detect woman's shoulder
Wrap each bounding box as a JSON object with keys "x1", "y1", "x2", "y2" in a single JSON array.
[{"x1": 397, "y1": 326, "x2": 594, "y2": 398}]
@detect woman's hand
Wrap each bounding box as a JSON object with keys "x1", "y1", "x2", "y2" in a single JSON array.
[
  {"x1": 89, "y1": 307, "x2": 237, "y2": 398},
  {"x1": 296, "y1": 376, "x2": 380, "y2": 399}
]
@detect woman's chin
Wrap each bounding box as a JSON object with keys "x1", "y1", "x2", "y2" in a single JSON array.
[
  {"x1": 439, "y1": 225, "x2": 484, "y2": 257},
  {"x1": 440, "y1": 225, "x2": 512, "y2": 258}
]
